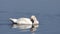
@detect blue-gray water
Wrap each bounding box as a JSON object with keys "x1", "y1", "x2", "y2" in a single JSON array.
[{"x1": 0, "y1": 0, "x2": 60, "y2": 34}]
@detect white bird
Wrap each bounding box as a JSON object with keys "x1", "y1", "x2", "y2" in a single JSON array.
[{"x1": 9, "y1": 15, "x2": 39, "y2": 25}]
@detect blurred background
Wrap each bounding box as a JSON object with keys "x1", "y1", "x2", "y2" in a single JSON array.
[{"x1": 0, "y1": 0, "x2": 60, "y2": 34}]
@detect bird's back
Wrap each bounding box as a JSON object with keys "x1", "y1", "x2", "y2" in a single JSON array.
[{"x1": 17, "y1": 18, "x2": 32, "y2": 24}]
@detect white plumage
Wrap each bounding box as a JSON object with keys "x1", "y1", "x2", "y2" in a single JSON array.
[{"x1": 9, "y1": 15, "x2": 39, "y2": 25}]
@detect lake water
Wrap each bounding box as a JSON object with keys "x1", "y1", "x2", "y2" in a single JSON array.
[{"x1": 0, "y1": 0, "x2": 60, "y2": 34}]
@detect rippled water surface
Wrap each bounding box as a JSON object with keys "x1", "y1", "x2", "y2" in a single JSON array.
[{"x1": 0, "y1": 0, "x2": 60, "y2": 34}]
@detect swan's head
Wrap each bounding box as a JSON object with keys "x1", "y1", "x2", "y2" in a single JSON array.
[
  {"x1": 31, "y1": 15, "x2": 37, "y2": 20},
  {"x1": 31, "y1": 15, "x2": 39, "y2": 24},
  {"x1": 9, "y1": 18, "x2": 17, "y2": 23}
]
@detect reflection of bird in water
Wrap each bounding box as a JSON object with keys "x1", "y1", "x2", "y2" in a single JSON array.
[
  {"x1": 11, "y1": 23, "x2": 39, "y2": 33},
  {"x1": 30, "y1": 24, "x2": 39, "y2": 33}
]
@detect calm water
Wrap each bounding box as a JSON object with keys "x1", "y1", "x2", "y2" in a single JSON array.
[{"x1": 0, "y1": 0, "x2": 60, "y2": 34}]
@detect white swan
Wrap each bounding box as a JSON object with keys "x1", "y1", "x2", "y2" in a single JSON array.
[{"x1": 9, "y1": 15, "x2": 39, "y2": 25}]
